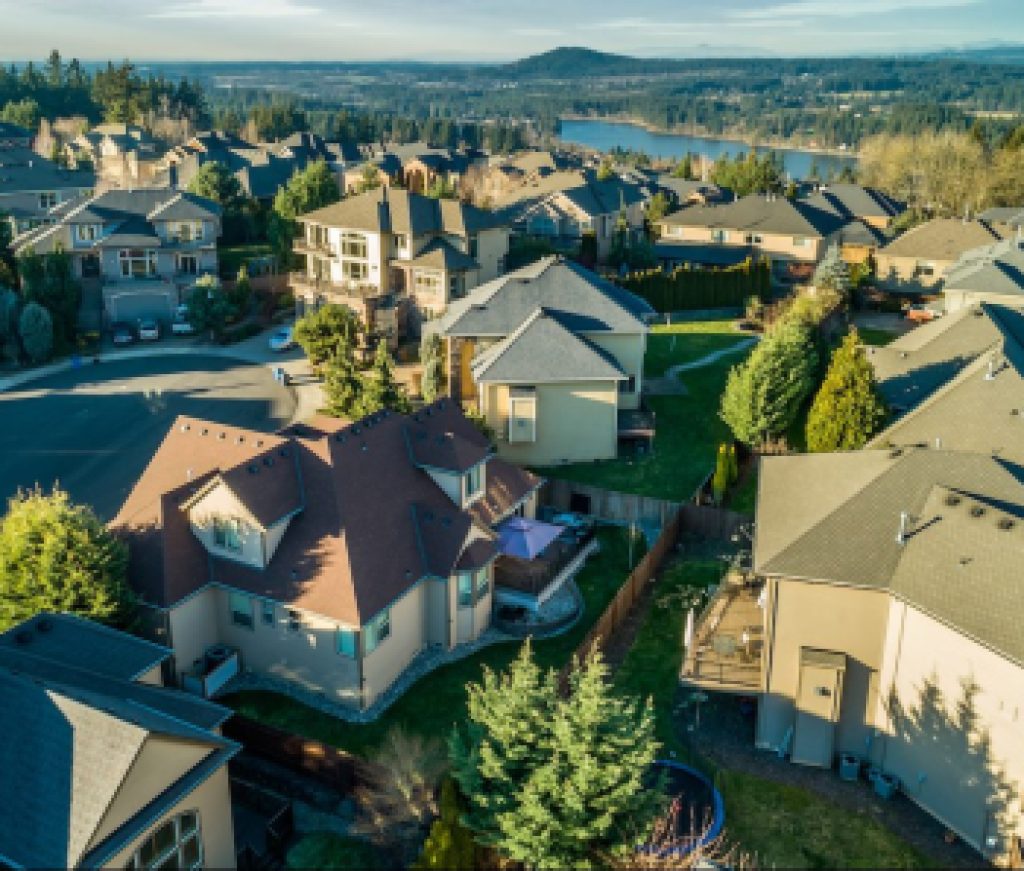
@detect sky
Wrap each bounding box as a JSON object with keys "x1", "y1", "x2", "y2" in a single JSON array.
[{"x1": 1, "y1": 0, "x2": 1023, "y2": 62}]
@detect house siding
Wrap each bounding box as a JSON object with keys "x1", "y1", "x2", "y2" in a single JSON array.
[{"x1": 584, "y1": 331, "x2": 646, "y2": 410}]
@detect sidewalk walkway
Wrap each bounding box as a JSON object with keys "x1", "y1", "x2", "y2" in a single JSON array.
[{"x1": 645, "y1": 337, "x2": 758, "y2": 396}]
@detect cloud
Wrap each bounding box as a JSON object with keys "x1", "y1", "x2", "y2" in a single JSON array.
[
  {"x1": 150, "y1": 0, "x2": 322, "y2": 18},
  {"x1": 729, "y1": 0, "x2": 979, "y2": 20}
]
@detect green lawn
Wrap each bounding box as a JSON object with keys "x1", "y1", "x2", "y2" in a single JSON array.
[
  {"x1": 218, "y1": 243, "x2": 274, "y2": 278},
  {"x1": 857, "y1": 327, "x2": 902, "y2": 347},
  {"x1": 222, "y1": 526, "x2": 644, "y2": 757},
  {"x1": 541, "y1": 348, "x2": 751, "y2": 501},
  {"x1": 612, "y1": 558, "x2": 933, "y2": 869},
  {"x1": 644, "y1": 320, "x2": 747, "y2": 377},
  {"x1": 286, "y1": 833, "x2": 387, "y2": 869},
  {"x1": 727, "y1": 466, "x2": 759, "y2": 515}
]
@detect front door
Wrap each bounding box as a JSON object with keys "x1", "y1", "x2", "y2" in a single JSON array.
[{"x1": 791, "y1": 650, "x2": 845, "y2": 767}]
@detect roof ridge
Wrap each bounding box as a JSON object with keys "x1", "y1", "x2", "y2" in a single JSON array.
[{"x1": 471, "y1": 307, "x2": 548, "y2": 380}]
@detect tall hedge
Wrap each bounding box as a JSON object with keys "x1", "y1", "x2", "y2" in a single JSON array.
[{"x1": 618, "y1": 256, "x2": 771, "y2": 313}]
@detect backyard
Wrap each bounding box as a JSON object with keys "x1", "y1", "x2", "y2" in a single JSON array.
[
  {"x1": 222, "y1": 525, "x2": 645, "y2": 757},
  {"x1": 537, "y1": 320, "x2": 755, "y2": 501},
  {"x1": 613, "y1": 554, "x2": 936, "y2": 869}
]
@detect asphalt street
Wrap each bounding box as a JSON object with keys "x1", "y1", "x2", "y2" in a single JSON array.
[{"x1": 0, "y1": 355, "x2": 296, "y2": 520}]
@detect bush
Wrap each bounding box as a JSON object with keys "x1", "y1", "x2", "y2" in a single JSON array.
[
  {"x1": 217, "y1": 321, "x2": 263, "y2": 344},
  {"x1": 18, "y1": 301, "x2": 53, "y2": 364},
  {"x1": 286, "y1": 833, "x2": 386, "y2": 870}
]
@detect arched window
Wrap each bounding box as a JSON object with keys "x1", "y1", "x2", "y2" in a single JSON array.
[{"x1": 125, "y1": 810, "x2": 202, "y2": 870}]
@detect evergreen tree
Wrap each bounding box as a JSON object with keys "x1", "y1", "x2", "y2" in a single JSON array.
[
  {"x1": 806, "y1": 329, "x2": 888, "y2": 452},
  {"x1": 293, "y1": 303, "x2": 364, "y2": 370},
  {"x1": 413, "y1": 780, "x2": 477, "y2": 871},
  {"x1": 185, "y1": 275, "x2": 236, "y2": 340},
  {"x1": 18, "y1": 301, "x2": 52, "y2": 363},
  {"x1": 671, "y1": 153, "x2": 693, "y2": 179},
  {"x1": 420, "y1": 331, "x2": 444, "y2": 403},
  {"x1": 0, "y1": 287, "x2": 18, "y2": 363},
  {"x1": 596, "y1": 158, "x2": 615, "y2": 181},
  {"x1": 450, "y1": 643, "x2": 661, "y2": 870},
  {"x1": 813, "y1": 244, "x2": 852, "y2": 301},
  {"x1": 269, "y1": 159, "x2": 341, "y2": 266},
  {"x1": 712, "y1": 443, "x2": 729, "y2": 505},
  {"x1": 0, "y1": 485, "x2": 132, "y2": 631},
  {"x1": 720, "y1": 319, "x2": 818, "y2": 447},
  {"x1": 357, "y1": 340, "x2": 411, "y2": 416},
  {"x1": 356, "y1": 163, "x2": 382, "y2": 193},
  {"x1": 322, "y1": 338, "x2": 363, "y2": 419}
]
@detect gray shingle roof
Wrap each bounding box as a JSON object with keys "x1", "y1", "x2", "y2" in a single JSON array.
[
  {"x1": 801, "y1": 183, "x2": 904, "y2": 221},
  {"x1": 658, "y1": 192, "x2": 846, "y2": 238},
  {"x1": 0, "y1": 616, "x2": 237, "y2": 869},
  {"x1": 407, "y1": 237, "x2": 479, "y2": 272},
  {"x1": 0, "y1": 146, "x2": 95, "y2": 196},
  {"x1": 755, "y1": 448, "x2": 1024, "y2": 665},
  {"x1": 978, "y1": 206, "x2": 1024, "y2": 227},
  {"x1": 471, "y1": 308, "x2": 627, "y2": 384},
  {"x1": 943, "y1": 237, "x2": 1024, "y2": 297},
  {"x1": 300, "y1": 188, "x2": 500, "y2": 236},
  {"x1": 439, "y1": 256, "x2": 652, "y2": 338}
]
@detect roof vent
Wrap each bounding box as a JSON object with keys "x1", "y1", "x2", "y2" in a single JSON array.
[
  {"x1": 237, "y1": 435, "x2": 245, "y2": 444},
  {"x1": 970, "y1": 505, "x2": 986, "y2": 518},
  {"x1": 998, "y1": 517, "x2": 1015, "y2": 531},
  {"x1": 1012, "y1": 409, "x2": 1020, "y2": 417},
  {"x1": 256, "y1": 439, "x2": 264, "y2": 447},
  {"x1": 361, "y1": 443, "x2": 368, "y2": 451},
  {"x1": 972, "y1": 307, "x2": 984, "y2": 317},
  {"x1": 180, "y1": 423, "x2": 190, "y2": 432},
  {"x1": 248, "y1": 464, "x2": 259, "y2": 474},
  {"x1": 201, "y1": 427, "x2": 209, "y2": 436},
  {"x1": 263, "y1": 456, "x2": 274, "y2": 467},
  {"x1": 945, "y1": 494, "x2": 962, "y2": 507},
  {"x1": 218, "y1": 432, "x2": 226, "y2": 440},
  {"x1": 36, "y1": 618, "x2": 52, "y2": 634}
]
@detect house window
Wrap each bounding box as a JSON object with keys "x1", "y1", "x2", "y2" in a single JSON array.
[
  {"x1": 457, "y1": 572, "x2": 473, "y2": 608},
  {"x1": 171, "y1": 222, "x2": 203, "y2": 243},
  {"x1": 287, "y1": 610, "x2": 301, "y2": 632},
  {"x1": 261, "y1": 600, "x2": 275, "y2": 626},
  {"x1": 508, "y1": 387, "x2": 537, "y2": 443},
  {"x1": 394, "y1": 233, "x2": 408, "y2": 251},
  {"x1": 464, "y1": 465, "x2": 483, "y2": 500},
  {"x1": 414, "y1": 271, "x2": 443, "y2": 295},
  {"x1": 468, "y1": 234, "x2": 479, "y2": 258},
  {"x1": 710, "y1": 229, "x2": 729, "y2": 243},
  {"x1": 745, "y1": 233, "x2": 763, "y2": 244},
  {"x1": 177, "y1": 255, "x2": 198, "y2": 275},
  {"x1": 619, "y1": 375, "x2": 637, "y2": 394},
  {"x1": 475, "y1": 566, "x2": 490, "y2": 599},
  {"x1": 340, "y1": 232, "x2": 368, "y2": 258},
  {"x1": 124, "y1": 811, "x2": 202, "y2": 870},
  {"x1": 364, "y1": 608, "x2": 391, "y2": 653},
  {"x1": 793, "y1": 236, "x2": 811, "y2": 247},
  {"x1": 213, "y1": 517, "x2": 243, "y2": 552},
  {"x1": 76, "y1": 223, "x2": 99, "y2": 242},
  {"x1": 229, "y1": 592, "x2": 253, "y2": 629},
  {"x1": 336, "y1": 627, "x2": 358, "y2": 657},
  {"x1": 39, "y1": 192, "x2": 58, "y2": 209},
  {"x1": 342, "y1": 260, "x2": 368, "y2": 281},
  {"x1": 916, "y1": 261, "x2": 936, "y2": 277},
  {"x1": 119, "y1": 248, "x2": 157, "y2": 278}
]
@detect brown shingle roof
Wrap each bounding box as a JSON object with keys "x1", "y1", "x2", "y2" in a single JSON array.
[{"x1": 112, "y1": 401, "x2": 534, "y2": 626}]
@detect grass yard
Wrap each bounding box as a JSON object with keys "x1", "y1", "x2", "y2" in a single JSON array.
[
  {"x1": 218, "y1": 243, "x2": 274, "y2": 278},
  {"x1": 540, "y1": 346, "x2": 751, "y2": 501},
  {"x1": 857, "y1": 327, "x2": 902, "y2": 347},
  {"x1": 644, "y1": 320, "x2": 747, "y2": 377},
  {"x1": 286, "y1": 833, "x2": 387, "y2": 869},
  {"x1": 727, "y1": 466, "x2": 759, "y2": 515},
  {"x1": 223, "y1": 526, "x2": 644, "y2": 757}
]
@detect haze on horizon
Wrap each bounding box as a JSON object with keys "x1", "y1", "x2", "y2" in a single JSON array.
[{"x1": 2, "y1": 0, "x2": 1023, "y2": 63}]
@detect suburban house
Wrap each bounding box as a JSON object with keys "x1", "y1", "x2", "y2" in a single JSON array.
[
  {"x1": 653, "y1": 176, "x2": 731, "y2": 207},
  {"x1": 940, "y1": 236, "x2": 1024, "y2": 313},
  {"x1": 112, "y1": 401, "x2": 542, "y2": 712},
  {"x1": 292, "y1": 188, "x2": 509, "y2": 340},
  {"x1": 979, "y1": 206, "x2": 1024, "y2": 228},
  {"x1": 63, "y1": 123, "x2": 164, "y2": 188},
  {"x1": 13, "y1": 187, "x2": 221, "y2": 327},
  {"x1": 801, "y1": 183, "x2": 905, "y2": 231},
  {"x1": 0, "y1": 612, "x2": 238, "y2": 869},
  {"x1": 494, "y1": 170, "x2": 646, "y2": 259},
  {"x1": 436, "y1": 256, "x2": 654, "y2": 466},
  {"x1": 655, "y1": 193, "x2": 848, "y2": 280},
  {"x1": 875, "y1": 218, "x2": 1008, "y2": 291},
  {"x1": 0, "y1": 121, "x2": 95, "y2": 237}
]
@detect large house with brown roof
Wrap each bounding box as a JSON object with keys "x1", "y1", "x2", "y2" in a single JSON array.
[{"x1": 113, "y1": 401, "x2": 540, "y2": 712}]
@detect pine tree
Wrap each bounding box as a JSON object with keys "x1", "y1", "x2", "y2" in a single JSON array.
[
  {"x1": 322, "y1": 338, "x2": 363, "y2": 419},
  {"x1": 450, "y1": 643, "x2": 661, "y2": 870},
  {"x1": 293, "y1": 303, "x2": 364, "y2": 370},
  {"x1": 357, "y1": 340, "x2": 411, "y2": 416},
  {"x1": 813, "y1": 244, "x2": 852, "y2": 301},
  {"x1": 420, "y1": 332, "x2": 445, "y2": 403},
  {"x1": 413, "y1": 780, "x2": 477, "y2": 871},
  {"x1": 720, "y1": 319, "x2": 818, "y2": 447},
  {"x1": 806, "y1": 329, "x2": 888, "y2": 452}
]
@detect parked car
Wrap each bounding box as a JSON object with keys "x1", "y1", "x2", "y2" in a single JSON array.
[
  {"x1": 138, "y1": 319, "x2": 160, "y2": 341},
  {"x1": 171, "y1": 304, "x2": 194, "y2": 335},
  {"x1": 905, "y1": 303, "x2": 941, "y2": 324},
  {"x1": 268, "y1": 326, "x2": 294, "y2": 352},
  {"x1": 111, "y1": 322, "x2": 135, "y2": 346}
]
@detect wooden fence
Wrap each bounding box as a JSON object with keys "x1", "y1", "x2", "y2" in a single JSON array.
[
  {"x1": 543, "y1": 478, "x2": 682, "y2": 526},
  {"x1": 223, "y1": 714, "x2": 359, "y2": 793}
]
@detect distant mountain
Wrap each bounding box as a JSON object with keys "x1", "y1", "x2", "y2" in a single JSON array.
[
  {"x1": 920, "y1": 42, "x2": 1024, "y2": 64},
  {"x1": 497, "y1": 46, "x2": 687, "y2": 78}
]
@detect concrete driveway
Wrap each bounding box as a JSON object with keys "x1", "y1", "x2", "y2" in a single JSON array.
[{"x1": 0, "y1": 355, "x2": 297, "y2": 520}]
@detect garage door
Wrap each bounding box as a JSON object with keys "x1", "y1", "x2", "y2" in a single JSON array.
[{"x1": 105, "y1": 287, "x2": 176, "y2": 324}]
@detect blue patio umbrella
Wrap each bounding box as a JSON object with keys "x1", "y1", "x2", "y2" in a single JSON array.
[{"x1": 496, "y1": 517, "x2": 565, "y2": 560}]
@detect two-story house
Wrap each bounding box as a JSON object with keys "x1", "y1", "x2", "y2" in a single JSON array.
[
  {"x1": 292, "y1": 188, "x2": 509, "y2": 341},
  {"x1": 937, "y1": 236, "x2": 1024, "y2": 313},
  {"x1": 14, "y1": 188, "x2": 221, "y2": 326},
  {"x1": 436, "y1": 256, "x2": 654, "y2": 466},
  {"x1": 64, "y1": 123, "x2": 164, "y2": 188},
  {"x1": 0, "y1": 121, "x2": 95, "y2": 237},
  {"x1": 655, "y1": 193, "x2": 848, "y2": 282},
  {"x1": 111, "y1": 401, "x2": 541, "y2": 712},
  {"x1": 0, "y1": 612, "x2": 239, "y2": 869}
]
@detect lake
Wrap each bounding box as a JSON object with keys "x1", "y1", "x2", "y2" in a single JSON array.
[{"x1": 558, "y1": 119, "x2": 857, "y2": 181}]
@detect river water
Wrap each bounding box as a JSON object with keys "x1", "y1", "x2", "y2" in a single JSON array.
[{"x1": 558, "y1": 119, "x2": 857, "y2": 181}]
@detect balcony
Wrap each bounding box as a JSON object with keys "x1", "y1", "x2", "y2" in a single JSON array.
[
  {"x1": 494, "y1": 525, "x2": 598, "y2": 610},
  {"x1": 293, "y1": 238, "x2": 333, "y2": 257},
  {"x1": 680, "y1": 574, "x2": 764, "y2": 693},
  {"x1": 288, "y1": 272, "x2": 385, "y2": 301}
]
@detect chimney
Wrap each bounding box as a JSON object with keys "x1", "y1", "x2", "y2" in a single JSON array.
[{"x1": 896, "y1": 511, "x2": 910, "y2": 546}]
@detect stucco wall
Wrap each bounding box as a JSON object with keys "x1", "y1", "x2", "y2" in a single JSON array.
[
  {"x1": 585, "y1": 331, "x2": 646, "y2": 410},
  {"x1": 874, "y1": 601, "x2": 1024, "y2": 856},
  {"x1": 476, "y1": 227, "x2": 510, "y2": 283},
  {"x1": 167, "y1": 587, "x2": 220, "y2": 681},
  {"x1": 875, "y1": 253, "x2": 953, "y2": 290},
  {"x1": 361, "y1": 582, "x2": 426, "y2": 707},
  {"x1": 666, "y1": 224, "x2": 824, "y2": 262},
  {"x1": 188, "y1": 484, "x2": 265, "y2": 570},
  {"x1": 758, "y1": 578, "x2": 891, "y2": 759},
  {"x1": 99, "y1": 762, "x2": 236, "y2": 870}
]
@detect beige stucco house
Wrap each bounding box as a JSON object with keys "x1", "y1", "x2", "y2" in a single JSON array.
[
  {"x1": 113, "y1": 402, "x2": 540, "y2": 712},
  {"x1": 0, "y1": 612, "x2": 238, "y2": 870},
  {"x1": 436, "y1": 256, "x2": 654, "y2": 466},
  {"x1": 293, "y1": 188, "x2": 509, "y2": 341},
  {"x1": 940, "y1": 237, "x2": 1024, "y2": 313}
]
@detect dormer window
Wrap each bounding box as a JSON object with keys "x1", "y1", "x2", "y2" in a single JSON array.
[
  {"x1": 464, "y1": 464, "x2": 483, "y2": 501},
  {"x1": 213, "y1": 517, "x2": 243, "y2": 552}
]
